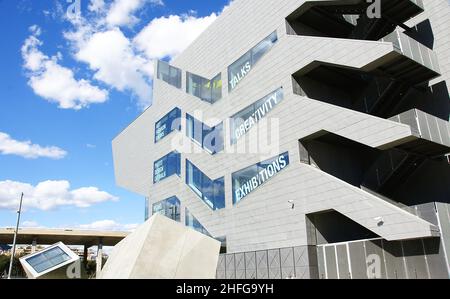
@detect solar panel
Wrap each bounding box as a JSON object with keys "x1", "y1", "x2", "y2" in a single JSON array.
[{"x1": 25, "y1": 246, "x2": 72, "y2": 273}]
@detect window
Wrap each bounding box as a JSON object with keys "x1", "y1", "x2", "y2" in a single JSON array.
[
  {"x1": 152, "y1": 196, "x2": 181, "y2": 222},
  {"x1": 186, "y1": 160, "x2": 225, "y2": 210},
  {"x1": 185, "y1": 208, "x2": 211, "y2": 237},
  {"x1": 186, "y1": 114, "x2": 224, "y2": 154},
  {"x1": 232, "y1": 152, "x2": 290, "y2": 204},
  {"x1": 26, "y1": 246, "x2": 72, "y2": 274},
  {"x1": 228, "y1": 31, "x2": 278, "y2": 91},
  {"x1": 155, "y1": 107, "x2": 181, "y2": 143},
  {"x1": 157, "y1": 60, "x2": 182, "y2": 89},
  {"x1": 186, "y1": 72, "x2": 222, "y2": 103},
  {"x1": 230, "y1": 88, "x2": 284, "y2": 144},
  {"x1": 186, "y1": 114, "x2": 203, "y2": 147},
  {"x1": 232, "y1": 165, "x2": 258, "y2": 203},
  {"x1": 185, "y1": 208, "x2": 227, "y2": 249},
  {"x1": 211, "y1": 74, "x2": 222, "y2": 103},
  {"x1": 252, "y1": 31, "x2": 278, "y2": 63},
  {"x1": 153, "y1": 151, "x2": 181, "y2": 183}
]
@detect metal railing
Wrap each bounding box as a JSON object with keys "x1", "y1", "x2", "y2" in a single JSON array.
[
  {"x1": 360, "y1": 185, "x2": 416, "y2": 215},
  {"x1": 381, "y1": 29, "x2": 440, "y2": 74},
  {"x1": 362, "y1": 149, "x2": 409, "y2": 191},
  {"x1": 389, "y1": 109, "x2": 450, "y2": 148}
]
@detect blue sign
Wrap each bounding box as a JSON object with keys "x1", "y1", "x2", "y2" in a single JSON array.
[
  {"x1": 232, "y1": 152, "x2": 290, "y2": 204},
  {"x1": 155, "y1": 108, "x2": 181, "y2": 143},
  {"x1": 153, "y1": 152, "x2": 181, "y2": 184}
]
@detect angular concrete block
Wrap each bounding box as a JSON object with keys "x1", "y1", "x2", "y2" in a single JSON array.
[{"x1": 98, "y1": 214, "x2": 221, "y2": 279}]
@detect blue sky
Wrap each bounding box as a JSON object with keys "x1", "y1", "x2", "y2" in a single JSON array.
[{"x1": 0, "y1": 0, "x2": 229, "y2": 231}]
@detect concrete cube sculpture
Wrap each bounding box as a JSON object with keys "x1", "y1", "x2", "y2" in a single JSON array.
[{"x1": 98, "y1": 214, "x2": 221, "y2": 279}]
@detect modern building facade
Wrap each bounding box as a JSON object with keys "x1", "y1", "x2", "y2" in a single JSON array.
[{"x1": 113, "y1": 0, "x2": 450, "y2": 279}]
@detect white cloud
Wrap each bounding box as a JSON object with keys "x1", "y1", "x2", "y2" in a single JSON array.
[
  {"x1": 29, "y1": 24, "x2": 41, "y2": 36},
  {"x1": 88, "y1": 0, "x2": 106, "y2": 13},
  {"x1": 63, "y1": 2, "x2": 224, "y2": 109},
  {"x1": 106, "y1": 0, "x2": 164, "y2": 28},
  {"x1": 21, "y1": 26, "x2": 109, "y2": 110},
  {"x1": 78, "y1": 220, "x2": 138, "y2": 231},
  {"x1": 0, "y1": 180, "x2": 118, "y2": 211},
  {"x1": 72, "y1": 28, "x2": 153, "y2": 108},
  {"x1": 0, "y1": 132, "x2": 67, "y2": 159},
  {"x1": 133, "y1": 13, "x2": 217, "y2": 60},
  {"x1": 33, "y1": 1, "x2": 232, "y2": 110}
]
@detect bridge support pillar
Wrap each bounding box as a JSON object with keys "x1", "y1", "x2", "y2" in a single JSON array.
[
  {"x1": 31, "y1": 238, "x2": 37, "y2": 253},
  {"x1": 96, "y1": 240, "x2": 103, "y2": 278}
]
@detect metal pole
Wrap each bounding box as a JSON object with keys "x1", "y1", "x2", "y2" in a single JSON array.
[{"x1": 8, "y1": 193, "x2": 24, "y2": 279}]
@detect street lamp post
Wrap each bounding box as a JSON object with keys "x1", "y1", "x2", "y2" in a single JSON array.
[{"x1": 8, "y1": 193, "x2": 24, "y2": 279}]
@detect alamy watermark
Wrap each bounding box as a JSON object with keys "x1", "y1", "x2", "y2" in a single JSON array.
[
  {"x1": 66, "y1": 260, "x2": 82, "y2": 279},
  {"x1": 64, "y1": 0, "x2": 382, "y2": 20},
  {"x1": 169, "y1": 111, "x2": 282, "y2": 160},
  {"x1": 366, "y1": 254, "x2": 382, "y2": 279},
  {"x1": 66, "y1": 0, "x2": 81, "y2": 21},
  {"x1": 366, "y1": 0, "x2": 382, "y2": 19}
]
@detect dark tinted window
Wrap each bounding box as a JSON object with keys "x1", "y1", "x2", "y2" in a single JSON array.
[
  {"x1": 185, "y1": 208, "x2": 211, "y2": 236},
  {"x1": 186, "y1": 160, "x2": 225, "y2": 210},
  {"x1": 186, "y1": 72, "x2": 222, "y2": 104},
  {"x1": 157, "y1": 60, "x2": 182, "y2": 89},
  {"x1": 152, "y1": 196, "x2": 181, "y2": 222}
]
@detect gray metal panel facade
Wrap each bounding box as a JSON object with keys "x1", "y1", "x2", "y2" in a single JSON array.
[
  {"x1": 422, "y1": 238, "x2": 449, "y2": 279},
  {"x1": 113, "y1": 0, "x2": 444, "y2": 255},
  {"x1": 316, "y1": 237, "x2": 449, "y2": 279},
  {"x1": 256, "y1": 250, "x2": 269, "y2": 279},
  {"x1": 349, "y1": 242, "x2": 367, "y2": 279},
  {"x1": 436, "y1": 203, "x2": 450, "y2": 277},
  {"x1": 113, "y1": 0, "x2": 450, "y2": 279},
  {"x1": 235, "y1": 253, "x2": 246, "y2": 279},
  {"x1": 245, "y1": 251, "x2": 257, "y2": 279},
  {"x1": 268, "y1": 249, "x2": 282, "y2": 279},
  {"x1": 382, "y1": 240, "x2": 407, "y2": 279},
  {"x1": 225, "y1": 254, "x2": 236, "y2": 279},
  {"x1": 317, "y1": 246, "x2": 326, "y2": 279},
  {"x1": 280, "y1": 247, "x2": 296, "y2": 278},
  {"x1": 364, "y1": 240, "x2": 387, "y2": 279},
  {"x1": 336, "y1": 245, "x2": 350, "y2": 279},
  {"x1": 403, "y1": 239, "x2": 429, "y2": 279},
  {"x1": 325, "y1": 246, "x2": 338, "y2": 279},
  {"x1": 218, "y1": 246, "x2": 317, "y2": 279}
]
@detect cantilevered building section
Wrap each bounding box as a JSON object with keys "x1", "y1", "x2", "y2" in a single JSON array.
[{"x1": 113, "y1": 0, "x2": 450, "y2": 279}]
